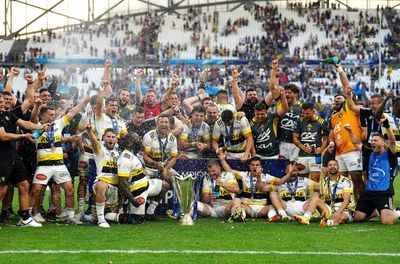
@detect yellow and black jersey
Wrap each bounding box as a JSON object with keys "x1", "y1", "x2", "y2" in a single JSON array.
[
  {"x1": 143, "y1": 129, "x2": 178, "y2": 163},
  {"x1": 277, "y1": 177, "x2": 315, "y2": 202},
  {"x1": 94, "y1": 145, "x2": 120, "y2": 185}
]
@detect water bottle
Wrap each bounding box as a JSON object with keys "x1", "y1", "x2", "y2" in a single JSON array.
[
  {"x1": 321, "y1": 57, "x2": 341, "y2": 64},
  {"x1": 32, "y1": 129, "x2": 45, "y2": 139},
  {"x1": 214, "y1": 184, "x2": 220, "y2": 198}
]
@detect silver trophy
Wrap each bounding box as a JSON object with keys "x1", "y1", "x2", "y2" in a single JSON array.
[{"x1": 172, "y1": 173, "x2": 196, "y2": 225}]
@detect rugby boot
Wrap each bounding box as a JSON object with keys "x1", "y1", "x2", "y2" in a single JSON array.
[{"x1": 292, "y1": 214, "x2": 310, "y2": 225}]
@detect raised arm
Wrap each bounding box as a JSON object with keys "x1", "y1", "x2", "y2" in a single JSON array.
[
  {"x1": 135, "y1": 68, "x2": 144, "y2": 105},
  {"x1": 343, "y1": 124, "x2": 362, "y2": 150},
  {"x1": 102, "y1": 60, "x2": 113, "y2": 98},
  {"x1": 65, "y1": 95, "x2": 90, "y2": 122},
  {"x1": 334, "y1": 63, "x2": 351, "y2": 95},
  {"x1": 5, "y1": 67, "x2": 19, "y2": 107},
  {"x1": 85, "y1": 120, "x2": 101, "y2": 153},
  {"x1": 382, "y1": 118, "x2": 397, "y2": 154},
  {"x1": 161, "y1": 74, "x2": 180, "y2": 111},
  {"x1": 265, "y1": 59, "x2": 281, "y2": 106},
  {"x1": 218, "y1": 151, "x2": 238, "y2": 175},
  {"x1": 230, "y1": 68, "x2": 245, "y2": 110},
  {"x1": 30, "y1": 99, "x2": 43, "y2": 124},
  {"x1": 344, "y1": 87, "x2": 361, "y2": 114},
  {"x1": 276, "y1": 86, "x2": 289, "y2": 117},
  {"x1": 375, "y1": 90, "x2": 394, "y2": 120}
]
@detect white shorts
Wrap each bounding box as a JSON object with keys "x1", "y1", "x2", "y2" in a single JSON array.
[
  {"x1": 248, "y1": 205, "x2": 265, "y2": 218},
  {"x1": 129, "y1": 189, "x2": 149, "y2": 215},
  {"x1": 179, "y1": 151, "x2": 202, "y2": 159},
  {"x1": 226, "y1": 151, "x2": 245, "y2": 160},
  {"x1": 256, "y1": 154, "x2": 280, "y2": 159},
  {"x1": 93, "y1": 180, "x2": 119, "y2": 205},
  {"x1": 198, "y1": 202, "x2": 227, "y2": 218},
  {"x1": 284, "y1": 200, "x2": 306, "y2": 216},
  {"x1": 336, "y1": 151, "x2": 363, "y2": 172},
  {"x1": 327, "y1": 206, "x2": 353, "y2": 223},
  {"x1": 147, "y1": 178, "x2": 163, "y2": 197},
  {"x1": 297, "y1": 156, "x2": 321, "y2": 173},
  {"x1": 145, "y1": 167, "x2": 160, "y2": 178},
  {"x1": 33, "y1": 165, "x2": 71, "y2": 185},
  {"x1": 279, "y1": 142, "x2": 299, "y2": 161}
]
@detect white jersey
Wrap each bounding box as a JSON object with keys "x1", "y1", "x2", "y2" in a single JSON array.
[
  {"x1": 276, "y1": 177, "x2": 315, "y2": 202},
  {"x1": 321, "y1": 175, "x2": 355, "y2": 211},
  {"x1": 94, "y1": 145, "x2": 120, "y2": 185},
  {"x1": 236, "y1": 171, "x2": 278, "y2": 206},
  {"x1": 217, "y1": 103, "x2": 236, "y2": 114},
  {"x1": 212, "y1": 116, "x2": 252, "y2": 152},
  {"x1": 143, "y1": 129, "x2": 178, "y2": 163},
  {"x1": 117, "y1": 149, "x2": 149, "y2": 195},
  {"x1": 179, "y1": 120, "x2": 210, "y2": 152},
  {"x1": 36, "y1": 116, "x2": 68, "y2": 166},
  {"x1": 202, "y1": 172, "x2": 237, "y2": 205},
  {"x1": 78, "y1": 112, "x2": 127, "y2": 152}
]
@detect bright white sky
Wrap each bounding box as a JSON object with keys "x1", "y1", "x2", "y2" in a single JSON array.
[{"x1": 0, "y1": 0, "x2": 399, "y2": 37}]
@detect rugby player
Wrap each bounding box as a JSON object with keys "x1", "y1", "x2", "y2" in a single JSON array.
[
  {"x1": 320, "y1": 159, "x2": 355, "y2": 227},
  {"x1": 86, "y1": 120, "x2": 124, "y2": 227},
  {"x1": 220, "y1": 156, "x2": 292, "y2": 219},
  {"x1": 30, "y1": 96, "x2": 90, "y2": 224},
  {"x1": 178, "y1": 106, "x2": 210, "y2": 159},
  {"x1": 293, "y1": 102, "x2": 328, "y2": 181},
  {"x1": 212, "y1": 109, "x2": 254, "y2": 162},
  {"x1": 197, "y1": 157, "x2": 242, "y2": 220}
]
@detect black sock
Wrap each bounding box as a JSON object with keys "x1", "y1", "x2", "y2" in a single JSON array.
[{"x1": 18, "y1": 210, "x2": 30, "y2": 221}]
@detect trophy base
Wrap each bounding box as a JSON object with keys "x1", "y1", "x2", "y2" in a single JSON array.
[{"x1": 179, "y1": 214, "x2": 194, "y2": 225}]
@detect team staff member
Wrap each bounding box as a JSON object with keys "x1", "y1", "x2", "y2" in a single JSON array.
[
  {"x1": 345, "y1": 122, "x2": 400, "y2": 225},
  {"x1": 320, "y1": 159, "x2": 355, "y2": 227},
  {"x1": 30, "y1": 96, "x2": 90, "y2": 224},
  {"x1": 293, "y1": 102, "x2": 328, "y2": 181},
  {"x1": 250, "y1": 86, "x2": 288, "y2": 159},
  {"x1": 0, "y1": 94, "x2": 46, "y2": 227},
  {"x1": 86, "y1": 123, "x2": 121, "y2": 228},
  {"x1": 212, "y1": 109, "x2": 254, "y2": 162},
  {"x1": 178, "y1": 106, "x2": 210, "y2": 159}
]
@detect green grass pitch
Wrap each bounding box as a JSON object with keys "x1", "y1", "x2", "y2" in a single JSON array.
[{"x1": 1, "y1": 178, "x2": 400, "y2": 264}]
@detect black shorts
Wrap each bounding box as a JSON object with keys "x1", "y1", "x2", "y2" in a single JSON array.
[
  {"x1": 0, "y1": 156, "x2": 28, "y2": 185},
  {"x1": 355, "y1": 190, "x2": 391, "y2": 216}
]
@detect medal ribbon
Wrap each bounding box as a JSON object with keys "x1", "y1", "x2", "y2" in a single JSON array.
[
  {"x1": 48, "y1": 124, "x2": 55, "y2": 149},
  {"x1": 287, "y1": 179, "x2": 298, "y2": 201}
]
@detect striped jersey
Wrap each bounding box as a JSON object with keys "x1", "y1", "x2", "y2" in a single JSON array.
[
  {"x1": 94, "y1": 145, "x2": 120, "y2": 185},
  {"x1": 212, "y1": 116, "x2": 252, "y2": 152},
  {"x1": 276, "y1": 177, "x2": 315, "y2": 202},
  {"x1": 202, "y1": 172, "x2": 237, "y2": 204},
  {"x1": 143, "y1": 129, "x2": 178, "y2": 163},
  {"x1": 236, "y1": 171, "x2": 278, "y2": 206}
]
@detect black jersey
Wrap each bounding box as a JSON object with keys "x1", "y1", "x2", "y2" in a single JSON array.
[{"x1": 294, "y1": 116, "x2": 328, "y2": 157}]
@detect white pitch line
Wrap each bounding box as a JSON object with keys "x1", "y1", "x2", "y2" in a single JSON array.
[{"x1": 0, "y1": 250, "x2": 399, "y2": 257}]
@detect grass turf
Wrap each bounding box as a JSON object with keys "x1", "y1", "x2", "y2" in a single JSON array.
[{"x1": 1, "y1": 178, "x2": 400, "y2": 263}]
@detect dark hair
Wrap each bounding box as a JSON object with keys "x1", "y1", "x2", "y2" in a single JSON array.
[
  {"x1": 245, "y1": 88, "x2": 257, "y2": 94},
  {"x1": 119, "y1": 132, "x2": 143, "y2": 152},
  {"x1": 393, "y1": 97, "x2": 400, "y2": 105},
  {"x1": 133, "y1": 106, "x2": 145, "y2": 114},
  {"x1": 105, "y1": 97, "x2": 118, "y2": 105},
  {"x1": 146, "y1": 89, "x2": 156, "y2": 94},
  {"x1": 216, "y1": 90, "x2": 228, "y2": 95},
  {"x1": 334, "y1": 94, "x2": 344, "y2": 99},
  {"x1": 39, "y1": 88, "x2": 49, "y2": 94},
  {"x1": 157, "y1": 113, "x2": 171, "y2": 123},
  {"x1": 370, "y1": 94, "x2": 383, "y2": 101},
  {"x1": 103, "y1": 128, "x2": 116, "y2": 138},
  {"x1": 39, "y1": 106, "x2": 55, "y2": 116},
  {"x1": 191, "y1": 105, "x2": 206, "y2": 115},
  {"x1": 284, "y1": 84, "x2": 299, "y2": 94},
  {"x1": 371, "y1": 132, "x2": 385, "y2": 140},
  {"x1": 248, "y1": 156, "x2": 262, "y2": 164},
  {"x1": 221, "y1": 110, "x2": 234, "y2": 123},
  {"x1": 2, "y1": 91, "x2": 12, "y2": 97},
  {"x1": 118, "y1": 88, "x2": 130, "y2": 95},
  {"x1": 301, "y1": 102, "x2": 314, "y2": 110},
  {"x1": 207, "y1": 159, "x2": 221, "y2": 169},
  {"x1": 254, "y1": 102, "x2": 267, "y2": 111}
]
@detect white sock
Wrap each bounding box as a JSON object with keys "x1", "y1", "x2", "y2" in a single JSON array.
[
  {"x1": 327, "y1": 219, "x2": 334, "y2": 226},
  {"x1": 267, "y1": 209, "x2": 277, "y2": 219},
  {"x1": 105, "y1": 212, "x2": 119, "y2": 222},
  {"x1": 146, "y1": 201, "x2": 159, "y2": 215},
  {"x1": 304, "y1": 211, "x2": 312, "y2": 220},
  {"x1": 197, "y1": 202, "x2": 204, "y2": 212},
  {"x1": 278, "y1": 209, "x2": 288, "y2": 217},
  {"x1": 96, "y1": 202, "x2": 106, "y2": 223},
  {"x1": 67, "y1": 208, "x2": 75, "y2": 218},
  {"x1": 78, "y1": 198, "x2": 85, "y2": 212},
  {"x1": 394, "y1": 210, "x2": 400, "y2": 220}
]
